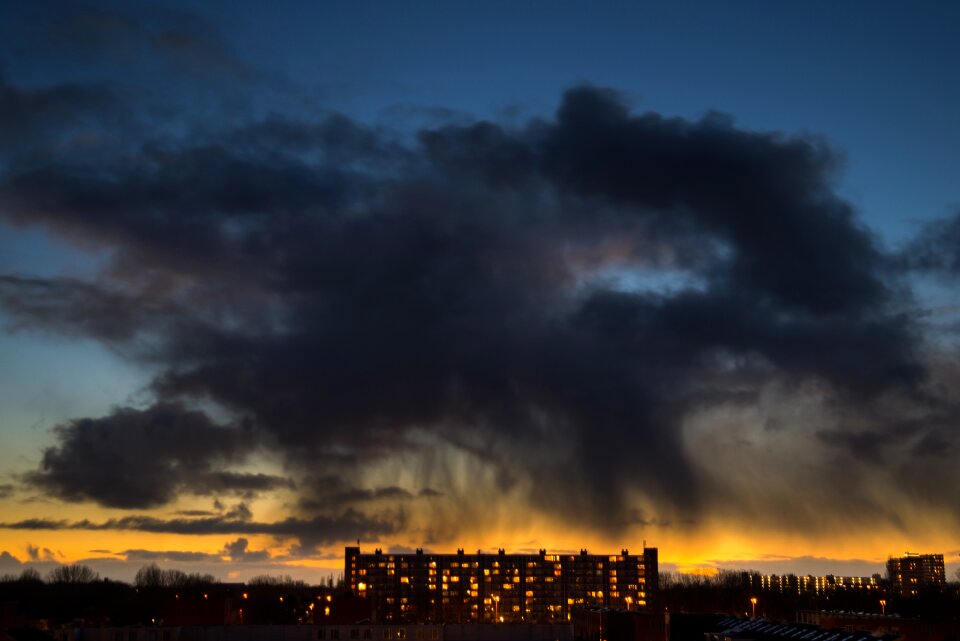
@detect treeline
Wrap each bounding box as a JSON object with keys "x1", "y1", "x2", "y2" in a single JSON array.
[
  {"x1": 1, "y1": 563, "x2": 333, "y2": 588},
  {"x1": 2, "y1": 565, "x2": 101, "y2": 585},
  {"x1": 659, "y1": 570, "x2": 754, "y2": 615},
  {"x1": 658, "y1": 570, "x2": 960, "y2": 620},
  {"x1": 0, "y1": 564, "x2": 343, "y2": 627},
  {"x1": 1, "y1": 566, "x2": 140, "y2": 626}
]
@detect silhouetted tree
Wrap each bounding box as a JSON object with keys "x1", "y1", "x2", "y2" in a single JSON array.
[
  {"x1": 47, "y1": 564, "x2": 98, "y2": 583},
  {"x1": 133, "y1": 563, "x2": 216, "y2": 589},
  {"x1": 135, "y1": 563, "x2": 166, "y2": 588},
  {"x1": 20, "y1": 567, "x2": 43, "y2": 583},
  {"x1": 168, "y1": 569, "x2": 216, "y2": 588}
]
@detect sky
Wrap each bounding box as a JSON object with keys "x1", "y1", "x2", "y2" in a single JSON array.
[{"x1": 0, "y1": 0, "x2": 959, "y2": 583}]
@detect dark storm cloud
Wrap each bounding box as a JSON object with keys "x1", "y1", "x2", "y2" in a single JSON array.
[
  {"x1": 298, "y1": 476, "x2": 425, "y2": 511},
  {"x1": 23, "y1": 402, "x2": 272, "y2": 509},
  {"x1": 0, "y1": 75, "x2": 125, "y2": 153},
  {"x1": 192, "y1": 473, "x2": 294, "y2": 498},
  {"x1": 1, "y1": 72, "x2": 953, "y2": 532},
  {"x1": 0, "y1": 275, "x2": 173, "y2": 342},
  {"x1": 0, "y1": 144, "x2": 355, "y2": 273},
  {"x1": 0, "y1": 510, "x2": 401, "y2": 547},
  {"x1": 423, "y1": 88, "x2": 890, "y2": 316},
  {"x1": 817, "y1": 397, "x2": 960, "y2": 459}
]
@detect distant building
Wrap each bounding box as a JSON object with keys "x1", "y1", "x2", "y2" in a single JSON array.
[
  {"x1": 344, "y1": 547, "x2": 658, "y2": 624},
  {"x1": 752, "y1": 573, "x2": 882, "y2": 595},
  {"x1": 886, "y1": 553, "x2": 945, "y2": 596}
]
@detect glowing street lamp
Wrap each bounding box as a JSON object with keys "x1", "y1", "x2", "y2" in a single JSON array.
[
  {"x1": 493, "y1": 595, "x2": 500, "y2": 622},
  {"x1": 879, "y1": 599, "x2": 886, "y2": 615},
  {"x1": 624, "y1": 596, "x2": 633, "y2": 611},
  {"x1": 750, "y1": 597, "x2": 757, "y2": 618}
]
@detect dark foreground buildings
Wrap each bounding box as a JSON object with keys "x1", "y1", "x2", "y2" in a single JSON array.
[{"x1": 344, "y1": 547, "x2": 659, "y2": 623}]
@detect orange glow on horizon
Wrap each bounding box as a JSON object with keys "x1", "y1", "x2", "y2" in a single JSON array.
[{"x1": 2, "y1": 488, "x2": 959, "y2": 582}]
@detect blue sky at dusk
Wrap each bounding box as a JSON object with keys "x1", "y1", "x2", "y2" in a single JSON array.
[{"x1": 0, "y1": 1, "x2": 958, "y2": 582}]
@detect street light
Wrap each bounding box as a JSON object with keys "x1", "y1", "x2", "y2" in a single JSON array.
[
  {"x1": 493, "y1": 595, "x2": 500, "y2": 622},
  {"x1": 750, "y1": 597, "x2": 757, "y2": 618},
  {"x1": 624, "y1": 596, "x2": 633, "y2": 611},
  {"x1": 879, "y1": 599, "x2": 886, "y2": 615}
]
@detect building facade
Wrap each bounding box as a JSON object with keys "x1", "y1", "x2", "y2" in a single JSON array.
[
  {"x1": 886, "y1": 552, "x2": 945, "y2": 596},
  {"x1": 344, "y1": 547, "x2": 658, "y2": 624},
  {"x1": 752, "y1": 573, "x2": 882, "y2": 595}
]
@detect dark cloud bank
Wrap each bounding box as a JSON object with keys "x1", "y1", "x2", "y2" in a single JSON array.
[{"x1": 2, "y1": 24, "x2": 960, "y2": 546}]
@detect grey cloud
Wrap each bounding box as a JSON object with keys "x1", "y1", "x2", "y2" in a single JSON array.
[
  {"x1": 224, "y1": 502, "x2": 254, "y2": 521},
  {"x1": 901, "y1": 210, "x2": 960, "y2": 276},
  {"x1": 122, "y1": 549, "x2": 221, "y2": 563},
  {"x1": 223, "y1": 537, "x2": 270, "y2": 562},
  {"x1": 26, "y1": 544, "x2": 56, "y2": 562},
  {"x1": 23, "y1": 402, "x2": 264, "y2": 509},
  {"x1": 299, "y1": 477, "x2": 418, "y2": 511},
  {"x1": 0, "y1": 509, "x2": 402, "y2": 548}
]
